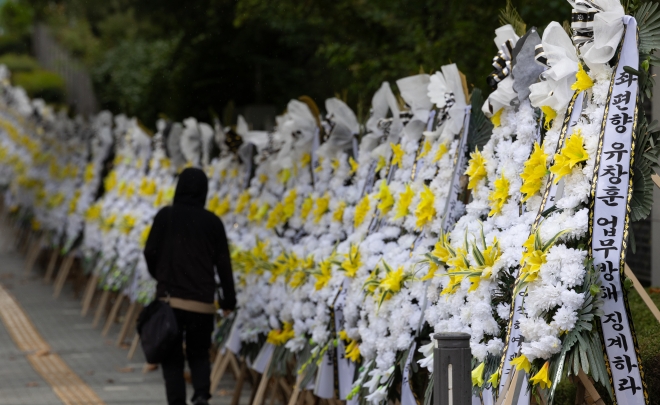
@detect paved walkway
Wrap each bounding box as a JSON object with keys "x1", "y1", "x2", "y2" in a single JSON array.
[{"x1": 0, "y1": 222, "x2": 245, "y2": 405}]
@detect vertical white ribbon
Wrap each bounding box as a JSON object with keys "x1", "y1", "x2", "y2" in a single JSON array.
[{"x1": 591, "y1": 16, "x2": 647, "y2": 404}]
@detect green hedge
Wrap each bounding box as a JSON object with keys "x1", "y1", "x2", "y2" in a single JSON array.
[
  {"x1": 13, "y1": 69, "x2": 65, "y2": 104},
  {"x1": 0, "y1": 53, "x2": 39, "y2": 73}
]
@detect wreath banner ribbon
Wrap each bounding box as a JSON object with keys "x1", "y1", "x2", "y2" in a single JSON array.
[{"x1": 589, "y1": 15, "x2": 648, "y2": 404}]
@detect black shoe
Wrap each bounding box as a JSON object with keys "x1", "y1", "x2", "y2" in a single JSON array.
[{"x1": 191, "y1": 397, "x2": 210, "y2": 405}]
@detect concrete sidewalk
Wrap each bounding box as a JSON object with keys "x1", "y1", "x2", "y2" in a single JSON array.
[{"x1": 0, "y1": 225, "x2": 245, "y2": 405}]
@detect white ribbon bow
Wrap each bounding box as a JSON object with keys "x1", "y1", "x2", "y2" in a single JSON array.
[{"x1": 529, "y1": 22, "x2": 579, "y2": 112}]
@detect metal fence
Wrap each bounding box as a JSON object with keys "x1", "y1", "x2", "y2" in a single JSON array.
[{"x1": 31, "y1": 23, "x2": 98, "y2": 116}]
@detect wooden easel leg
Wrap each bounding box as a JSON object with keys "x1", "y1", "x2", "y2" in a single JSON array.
[
  {"x1": 251, "y1": 354, "x2": 274, "y2": 405},
  {"x1": 211, "y1": 351, "x2": 233, "y2": 394},
  {"x1": 24, "y1": 237, "x2": 42, "y2": 275},
  {"x1": 303, "y1": 390, "x2": 315, "y2": 405},
  {"x1": 625, "y1": 264, "x2": 660, "y2": 324},
  {"x1": 577, "y1": 371, "x2": 605, "y2": 405},
  {"x1": 267, "y1": 379, "x2": 278, "y2": 405},
  {"x1": 127, "y1": 334, "x2": 140, "y2": 360},
  {"x1": 43, "y1": 250, "x2": 59, "y2": 283},
  {"x1": 92, "y1": 289, "x2": 111, "y2": 328},
  {"x1": 44, "y1": 249, "x2": 59, "y2": 281},
  {"x1": 230, "y1": 361, "x2": 248, "y2": 405},
  {"x1": 81, "y1": 275, "x2": 99, "y2": 316},
  {"x1": 287, "y1": 375, "x2": 303, "y2": 405},
  {"x1": 116, "y1": 302, "x2": 138, "y2": 346},
  {"x1": 53, "y1": 254, "x2": 74, "y2": 298},
  {"x1": 230, "y1": 353, "x2": 242, "y2": 378},
  {"x1": 102, "y1": 293, "x2": 125, "y2": 336},
  {"x1": 211, "y1": 351, "x2": 225, "y2": 383},
  {"x1": 248, "y1": 369, "x2": 261, "y2": 405},
  {"x1": 574, "y1": 376, "x2": 586, "y2": 405},
  {"x1": 278, "y1": 378, "x2": 293, "y2": 404}
]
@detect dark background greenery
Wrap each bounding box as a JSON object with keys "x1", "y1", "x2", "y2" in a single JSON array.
[{"x1": 2, "y1": 0, "x2": 570, "y2": 127}]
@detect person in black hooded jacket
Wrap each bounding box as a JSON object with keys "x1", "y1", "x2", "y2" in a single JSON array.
[{"x1": 144, "y1": 167, "x2": 236, "y2": 405}]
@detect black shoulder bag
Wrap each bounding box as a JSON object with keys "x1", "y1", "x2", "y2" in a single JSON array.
[{"x1": 136, "y1": 208, "x2": 179, "y2": 364}]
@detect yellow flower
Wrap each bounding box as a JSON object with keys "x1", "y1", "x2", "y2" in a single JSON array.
[
  {"x1": 279, "y1": 168, "x2": 291, "y2": 183},
  {"x1": 421, "y1": 261, "x2": 439, "y2": 281},
  {"x1": 207, "y1": 195, "x2": 220, "y2": 212},
  {"x1": 85, "y1": 204, "x2": 102, "y2": 221},
  {"x1": 345, "y1": 339, "x2": 361, "y2": 362},
  {"x1": 491, "y1": 108, "x2": 503, "y2": 127},
  {"x1": 354, "y1": 195, "x2": 371, "y2": 228},
  {"x1": 230, "y1": 168, "x2": 239, "y2": 178},
  {"x1": 333, "y1": 201, "x2": 346, "y2": 223},
  {"x1": 301, "y1": 196, "x2": 313, "y2": 219},
  {"x1": 520, "y1": 249, "x2": 546, "y2": 283},
  {"x1": 390, "y1": 143, "x2": 404, "y2": 168},
  {"x1": 315, "y1": 157, "x2": 324, "y2": 173},
  {"x1": 119, "y1": 214, "x2": 136, "y2": 234},
  {"x1": 471, "y1": 362, "x2": 485, "y2": 387},
  {"x1": 376, "y1": 181, "x2": 394, "y2": 216},
  {"x1": 266, "y1": 203, "x2": 285, "y2": 229},
  {"x1": 282, "y1": 189, "x2": 297, "y2": 220},
  {"x1": 431, "y1": 232, "x2": 451, "y2": 263},
  {"x1": 419, "y1": 139, "x2": 432, "y2": 159},
  {"x1": 102, "y1": 213, "x2": 117, "y2": 232},
  {"x1": 380, "y1": 266, "x2": 405, "y2": 294},
  {"x1": 266, "y1": 322, "x2": 295, "y2": 346},
  {"x1": 235, "y1": 191, "x2": 250, "y2": 214},
  {"x1": 541, "y1": 106, "x2": 557, "y2": 130},
  {"x1": 68, "y1": 191, "x2": 80, "y2": 214},
  {"x1": 349, "y1": 156, "x2": 359, "y2": 175},
  {"x1": 84, "y1": 163, "x2": 94, "y2": 183},
  {"x1": 331, "y1": 158, "x2": 340, "y2": 170},
  {"x1": 415, "y1": 185, "x2": 436, "y2": 229},
  {"x1": 139, "y1": 225, "x2": 151, "y2": 248},
  {"x1": 465, "y1": 149, "x2": 487, "y2": 190},
  {"x1": 433, "y1": 142, "x2": 449, "y2": 163},
  {"x1": 488, "y1": 174, "x2": 510, "y2": 216},
  {"x1": 488, "y1": 371, "x2": 500, "y2": 386},
  {"x1": 375, "y1": 156, "x2": 387, "y2": 173},
  {"x1": 313, "y1": 193, "x2": 330, "y2": 223},
  {"x1": 214, "y1": 197, "x2": 231, "y2": 217},
  {"x1": 393, "y1": 184, "x2": 414, "y2": 220},
  {"x1": 314, "y1": 259, "x2": 333, "y2": 291},
  {"x1": 31, "y1": 219, "x2": 41, "y2": 231},
  {"x1": 530, "y1": 361, "x2": 552, "y2": 389},
  {"x1": 289, "y1": 270, "x2": 307, "y2": 288},
  {"x1": 301, "y1": 153, "x2": 311, "y2": 167},
  {"x1": 571, "y1": 63, "x2": 594, "y2": 93},
  {"x1": 549, "y1": 130, "x2": 588, "y2": 184},
  {"x1": 341, "y1": 244, "x2": 361, "y2": 277},
  {"x1": 510, "y1": 354, "x2": 532, "y2": 374},
  {"x1": 247, "y1": 202, "x2": 259, "y2": 221},
  {"x1": 259, "y1": 174, "x2": 268, "y2": 183},
  {"x1": 104, "y1": 171, "x2": 117, "y2": 192},
  {"x1": 520, "y1": 143, "x2": 549, "y2": 202},
  {"x1": 255, "y1": 203, "x2": 269, "y2": 221}
]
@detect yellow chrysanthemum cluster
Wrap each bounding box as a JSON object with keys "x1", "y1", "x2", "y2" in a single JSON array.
[
  {"x1": 520, "y1": 143, "x2": 549, "y2": 202},
  {"x1": 549, "y1": 130, "x2": 588, "y2": 184}
]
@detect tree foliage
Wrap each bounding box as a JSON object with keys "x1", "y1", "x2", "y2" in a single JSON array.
[{"x1": 21, "y1": 0, "x2": 568, "y2": 125}]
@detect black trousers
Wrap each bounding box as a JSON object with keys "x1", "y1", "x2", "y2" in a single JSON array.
[{"x1": 161, "y1": 308, "x2": 214, "y2": 405}]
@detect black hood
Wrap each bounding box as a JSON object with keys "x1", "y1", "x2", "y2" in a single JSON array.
[{"x1": 173, "y1": 167, "x2": 208, "y2": 207}]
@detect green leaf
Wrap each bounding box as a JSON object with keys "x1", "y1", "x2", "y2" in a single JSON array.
[
  {"x1": 467, "y1": 89, "x2": 493, "y2": 153},
  {"x1": 498, "y1": 0, "x2": 526, "y2": 37}
]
